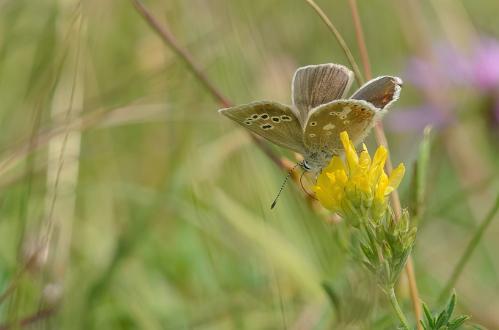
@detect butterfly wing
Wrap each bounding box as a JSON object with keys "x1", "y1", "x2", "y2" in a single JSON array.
[
  {"x1": 303, "y1": 100, "x2": 379, "y2": 154},
  {"x1": 292, "y1": 63, "x2": 354, "y2": 123},
  {"x1": 218, "y1": 101, "x2": 305, "y2": 153},
  {"x1": 350, "y1": 76, "x2": 402, "y2": 109}
]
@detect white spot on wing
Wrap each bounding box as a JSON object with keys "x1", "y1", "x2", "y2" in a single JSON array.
[
  {"x1": 323, "y1": 123, "x2": 336, "y2": 130},
  {"x1": 339, "y1": 106, "x2": 352, "y2": 119},
  {"x1": 342, "y1": 106, "x2": 352, "y2": 115}
]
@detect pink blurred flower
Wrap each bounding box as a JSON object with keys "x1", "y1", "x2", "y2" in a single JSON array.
[
  {"x1": 471, "y1": 38, "x2": 499, "y2": 90},
  {"x1": 389, "y1": 36, "x2": 499, "y2": 133}
]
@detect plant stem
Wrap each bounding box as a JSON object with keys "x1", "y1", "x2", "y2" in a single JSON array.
[
  {"x1": 0, "y1": 306, "x2": 57, "y2": 330},
  {"x1": 344, "y1": 1, "x2": 423, "y2": 327},
  {"x1": 387, "y1": 287, "x2": 411, "y2": 330},
  {"x1": 347, "y1": 0, "x2": 372, "y2": 80},
  {"x1": 438, "y1": 194, "x2": 499, "y2": 302},
  {"x1": 305, "y1": 0, "x2": 423, "y2": 325},
  {"x1": 303, "y1": 0, "x2": 364, "y2": 85},
  {"x1": 131, "y1": 0, "x2": 230, "y2": 108},
  {"x1": 130, "y1": 0, "x2": 287, "y2": 171}
]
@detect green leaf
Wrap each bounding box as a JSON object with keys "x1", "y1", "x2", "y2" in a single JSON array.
[
  {"x1": 422, "y1": 303, "x2": 435, "y2": 328},
  {"x1": 360, "y1": 242, "x2": 373, "y2": 260},
  {"x1": 409, "y1": 126, "x2": 432, "y2": 220},
  {"x1": 321, "y1": 281, "x2": 340, "y2": 311},
  {"x1": 420, "y1": 293, "x2": 474, "y2": 330},
  {"x1": 434, "y1": 310, "x2": 448, "y2": 328},
  {"x1": 446, "y1": 292, "x2": 457, "y2": 321},
  {"x1": 447, "y1": 315, "x2": 469, "y2": 329}
]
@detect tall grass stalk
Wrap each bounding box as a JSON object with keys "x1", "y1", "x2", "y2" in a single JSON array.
[
  {"x1": 438, "y1": 195, "x2": 499, "y2": 302},
  {"x1": 346, "y1": 0, "x2": 372, "y2": 80},
  {"x1": 303, "y1": 0, "x2": 364, "y2": 85},
  {"x1": 131, "y1": 0, "x2": 290, "y2": 172},
  {"x1": 306, "y1": 0, "x2": 423, "y2": 325}
]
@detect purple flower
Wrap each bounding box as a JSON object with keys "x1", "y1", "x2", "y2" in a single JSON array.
[
  {"x1": 386, "y1": 105, "x2": 450, "y2": 132},
  {"x1": 471, "y1": 38, "x2": 499, "y2": 90},
  {"x1": 389, "y1": 36, "x2": 499, "y2": 132}
]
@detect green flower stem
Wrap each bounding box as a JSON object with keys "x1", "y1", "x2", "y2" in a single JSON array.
[
  {"x1": 387, "y1": 287, "x2": 411, "y2": 330},
  {"x1": 438, "y1": 194, "x2": 499, "y2": 302},
  {"x1": 303, "y1": 0, "x2": 364, "y2": 85}
]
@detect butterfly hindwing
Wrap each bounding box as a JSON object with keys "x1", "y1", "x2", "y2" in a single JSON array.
[
  {"x1": 292, "y1": 63, "x2": 354, "y2": 123},
  {"x1": 350, "y1": 76, "x2": 402, "y2": 109},
  {"x1": 303, "y1": 100, "x2": 378, "y2": 153},
  {"x1": 218, "y1": 101, "x2": 305, "y2": 153}
]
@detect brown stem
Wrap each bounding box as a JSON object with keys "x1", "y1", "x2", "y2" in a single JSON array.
[
  {"x1": 347, "y1": 0, "x2": 372, "y2": 80},
  {"x1": 304, "y1": 0, "x2": 364, "y2": 85},
  {"x1": 347, "y1": 1, "x2": 422, "y2": 327},
  {"x1": 130, "y1": 0, "x2": 288, "y2": 172},
  {"x1": 0, "y1": 251, "x2": 42, "y2": 305},
  {"x1": 131, "y1": 0, "x2": 230, "y2": 107},
  {"x1": 0, "y1": 306, "x2": 57, "y2": 330}
]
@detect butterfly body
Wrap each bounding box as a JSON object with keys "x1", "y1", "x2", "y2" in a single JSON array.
[{"x1": 219, "y1": 64, "x2": 402, "y2": 172}]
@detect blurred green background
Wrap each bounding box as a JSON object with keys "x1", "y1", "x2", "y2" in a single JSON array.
[{"x1": 0, "y1": 0, "x2": 497, "y2": 329}]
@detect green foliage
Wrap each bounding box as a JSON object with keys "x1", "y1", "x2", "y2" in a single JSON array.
[
  {"x1": 409, "y1": 126, "x2": 432, "y2": 222},
  {"x1": 420, "y1": 293, "x2": 470, "y2": 330},
  {"x1": 0, "y1": 0, "x2": 497, "y2": 329},
  {"x1": 359, "y1": 209, "x2": 417, "y2": 289}
]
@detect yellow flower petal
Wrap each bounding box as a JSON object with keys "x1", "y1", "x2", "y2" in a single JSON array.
[
  {"x1": 316, "y1": 169, "x2": 332, "y2": 188},
  {"x1": 375, "y1": 172, "x2": 388, "y2": 201},
  {"x1": 340, "y1": 131, "x2": 358, "y2": 172},
  {"x1": 369, "y1": 146, "x2": 387, "y2": 185},
  {"x1": 314, "y1": 132, "x2": 405, "y2": 223},
  {"x1": 315, "y1": 187, "x2": 335, "y2": 210},
  {"x1": 385, "y1": 163, "x2": 405, "y2": 195},
  {"x1": 324, "y1": 155, "x2": 346, "y2": 174},
  {"x1": 371, "y1": 146, "x2": 388, "y2": 170},
  {"x1": 359, "y1": 150, "x2": 371, "y2": 173}
]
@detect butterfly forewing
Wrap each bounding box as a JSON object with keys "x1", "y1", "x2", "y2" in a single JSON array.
[
  {"x1": 218, "y1": 101, "x2": 305, "y2": 153},
  {"x1": 350, "y1": 76, "x2": 402, "y2": 109},
  {"x1": 292, "y1": 64, "x2": 354, "y2": 123},
  {"x1": 303, "y1": 100, "x2": 377, "y2": 154}
]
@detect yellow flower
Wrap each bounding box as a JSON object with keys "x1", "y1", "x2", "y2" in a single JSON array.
[{"x1": 314, "y1": 131, "x2": 405, "y2": 223}]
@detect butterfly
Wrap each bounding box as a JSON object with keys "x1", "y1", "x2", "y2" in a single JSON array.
[{"x1": 219, "y1": 63, "x2": 402, "y2": 172}]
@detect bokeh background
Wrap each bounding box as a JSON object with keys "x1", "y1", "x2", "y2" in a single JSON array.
[{"x1": 0, "y1": 0, "x2": 498, "y2": 329}]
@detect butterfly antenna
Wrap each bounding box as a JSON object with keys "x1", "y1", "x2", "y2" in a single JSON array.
[{"x1": 270, "y1": 163, "x2": 300, "y2": 209}]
